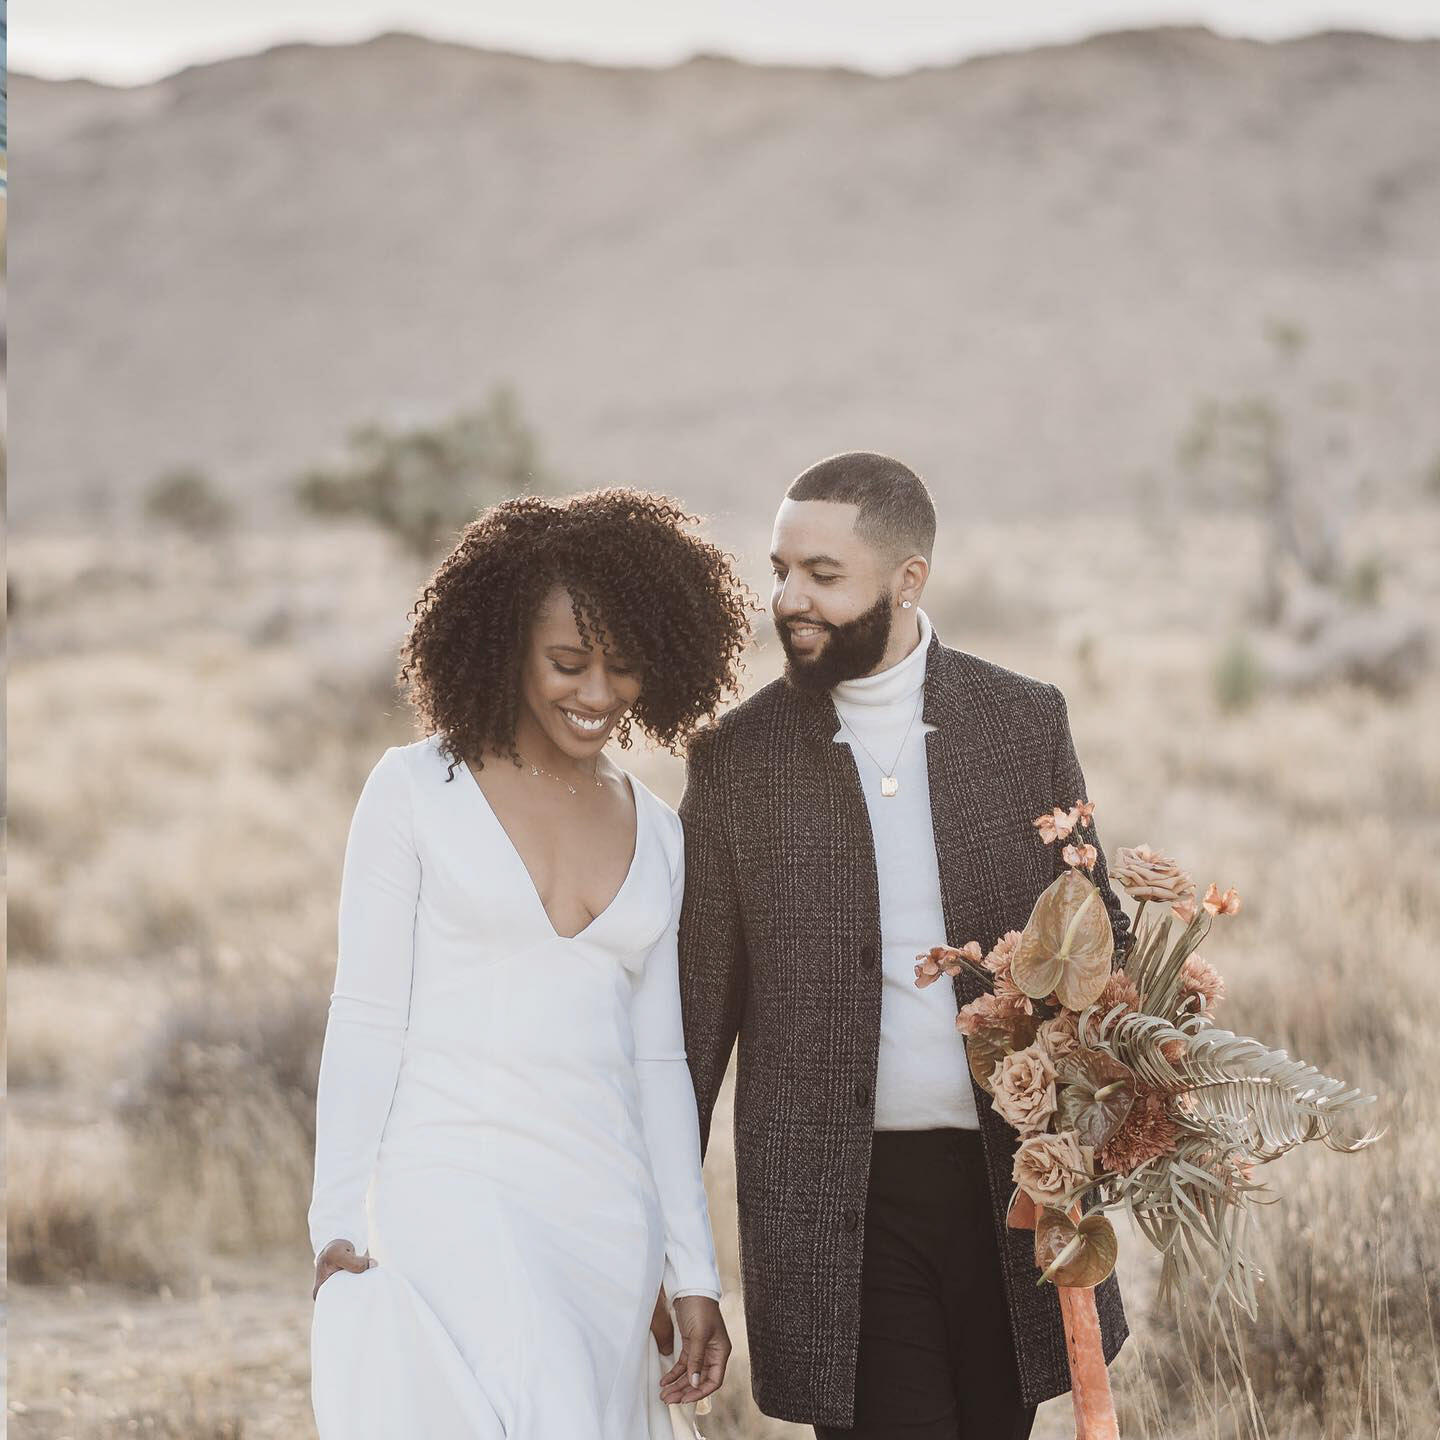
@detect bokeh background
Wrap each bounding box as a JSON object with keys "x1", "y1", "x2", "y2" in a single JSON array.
[{"x1": 7, "y1": 6, "x2": 1440, "y2": 1437}]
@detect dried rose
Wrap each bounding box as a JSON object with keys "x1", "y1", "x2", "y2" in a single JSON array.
[
  {"x1": 1062, "y1": 842, "x2": 1098, "y2": 871},
  {"x1": 990, "y1": 1044, "x2": 1059, "y2": 1134},
  {"x1": 1033, "y1": 807, "x2": 1076, "y2": 845},
  {"x1": 1037, "y1": 1012, "x2": 1082, "y2": 1063},
  {"x1": 1203, "y1": 883, "x2": 1242, "y2": 917},
  {"x1": 1013, "y1": 1130, "x2": 1093, "y2": 1208},
  {"x1": 1111, "y1": 845, "x2": 1196, "y2": 907}
]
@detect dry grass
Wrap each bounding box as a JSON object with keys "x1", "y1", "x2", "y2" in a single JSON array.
[{"x1": 7, "y1": 511, "x2": 1439, "y2": 1438}]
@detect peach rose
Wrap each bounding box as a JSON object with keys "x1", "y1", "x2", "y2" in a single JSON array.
[
  {"x1": 1111, "y1": 846, "x2": 1196, "y2": 907},
  {"x1": 990, "y1": 1043, "x2": 1059, "y2": 1134},
  {"x1": 1013, "y1": 1130, "x2": 1093, "y2": 1208},
  {"x1": 1037, "y1": 1012, "x2": 1082, "y2": 1063}
]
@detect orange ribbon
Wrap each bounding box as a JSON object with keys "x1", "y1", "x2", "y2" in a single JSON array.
[{"x1": 1008, "y1": 1193, "x2": 1119, "y2": 1440}]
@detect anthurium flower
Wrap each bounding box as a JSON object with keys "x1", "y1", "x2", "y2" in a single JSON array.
[
  {"x1": 1012, "y1": 870, "x2": 1115, "y2": 1010},
  {"x1": 1055, "y1": 1049, "x2": 1137, "y2": 1150},
  {"x1": 1035, "y1": 1209, "x2": 1119, "y2": 1288}
]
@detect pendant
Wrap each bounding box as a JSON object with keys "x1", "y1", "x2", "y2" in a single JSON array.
[{"x1": 880, "y1": 775, "x2": 899, "y2": 798}]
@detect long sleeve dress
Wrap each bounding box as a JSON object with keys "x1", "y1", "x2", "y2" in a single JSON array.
[{"x1": 308, "y1": 735, "x2": 722, "y2": 1439}]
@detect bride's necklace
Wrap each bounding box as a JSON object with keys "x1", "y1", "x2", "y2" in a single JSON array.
[
  {"x1": 518, "y1": 751, "x2": 604, "y2": 797},
  {"x1": 838, "y1": 692, "x2": 923, "y2": 798}
]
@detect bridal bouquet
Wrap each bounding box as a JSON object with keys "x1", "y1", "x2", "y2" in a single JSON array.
[{"x1": 915, "y1": 803, "x2": 1381, "y2": 1435}]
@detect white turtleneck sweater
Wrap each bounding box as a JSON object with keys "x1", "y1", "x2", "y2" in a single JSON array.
[{"x1": 832, "y1": 609, "x2": 980, "y2": 1131}]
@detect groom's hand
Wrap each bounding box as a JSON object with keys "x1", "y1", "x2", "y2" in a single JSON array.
[
  {"x1": 649, "y1": 1283, "x2": 675, "y2": 1357},
  {"x1": 659, "y1": 1295, "x2": 730, "y2": 1405}
]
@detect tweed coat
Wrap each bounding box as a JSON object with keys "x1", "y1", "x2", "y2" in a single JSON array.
[{"x1": 676, "y1": 629, "x2": 1132, "y2": 1427}]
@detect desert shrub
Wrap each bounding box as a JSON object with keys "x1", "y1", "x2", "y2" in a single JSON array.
[
  {"x1": 8, "y1": 890, "x2": 59, "y2": 962},
  {"x1": 7, "y1": 1020, "x2": 70, "y2": 1089},
  {"x1": 7, "y1": 1123, "x2": 165, "y2": 1287},
  {"x1": 294, "y1": 385, "x2": 545, "y2": 556},
  {"x1": 1213, "y1": 633, "x2": 1263, "y2": 712},
  {"x1": 1343, "y1": 552, "x2": 1385, "y2": 608},
  {"x1": 117, "y1": 988, "x2": 327, "y2": 1257},
  {"x1": 143, "y1": 467, "x2": 236, "y2": 539}
]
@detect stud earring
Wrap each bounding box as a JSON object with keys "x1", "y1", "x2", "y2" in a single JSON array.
[{"x1": 901, "y1": 600, "x2": 913, "y2": 609}]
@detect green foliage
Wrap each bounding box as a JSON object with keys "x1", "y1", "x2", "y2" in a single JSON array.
[
  {"x1": 1213, "y1": 634, "x2": 1264, "y2": 713},
  {"x1": 295, "y1": 386, "x2": 545, "y2": 556},
  {"x1": 1263, "y1": 315, "x2": 1308, "y2": 363},
  {"x1": 1342, "y1": 552, "x2": 1385, "y2": 608},
  {"x1": 1424, "y1": 452, "x2": 1440, "y2": 501},
  {"x1": 143, "y1": 467, "x2": 235, "y2": 539}
]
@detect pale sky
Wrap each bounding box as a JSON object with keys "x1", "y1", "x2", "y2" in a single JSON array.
[{"x1": 14, "y1": 0, "x2": 1440, "y2": 85}]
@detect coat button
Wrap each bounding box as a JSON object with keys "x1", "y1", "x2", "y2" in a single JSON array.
[
  {"x1": 860, "y1": 942, "x2": 878, "y2": 970},
  {"x1": 854, "y1": 1082, "x2": 870, "y2": 1107},
  {"x1": 843, "y1": 1207, "x2": 859, "y2": 1231}
]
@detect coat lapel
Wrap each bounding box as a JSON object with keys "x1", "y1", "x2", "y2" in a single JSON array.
[{"x1": 922, "y1": 641, "x2": 1038, "y2": 1009}]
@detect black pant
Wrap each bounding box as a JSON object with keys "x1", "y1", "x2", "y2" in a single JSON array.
[{"x1": 815, "y1": 1129, "x2": 1037, "y2": 1440}]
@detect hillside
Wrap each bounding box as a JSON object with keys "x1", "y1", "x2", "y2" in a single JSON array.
[{"x1": 11, "y1": 27, "x2": 1440, "y2": 526}]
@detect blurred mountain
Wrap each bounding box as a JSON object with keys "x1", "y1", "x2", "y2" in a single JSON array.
[{"x1": 11, "y1": 26, "x2": 1440, "y2": 527}]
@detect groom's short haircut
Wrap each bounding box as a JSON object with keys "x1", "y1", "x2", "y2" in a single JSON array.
[{"x1": 786, "y1": 452, "x2": 936, "y2": 562}]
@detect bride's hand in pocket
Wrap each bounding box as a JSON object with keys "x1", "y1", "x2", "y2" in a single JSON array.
[
  {"x1": 659, "y1": 1295, "x2": 730, "y2": 1405},
  {"x1": 313, "y1": 1238, "x2": 376, "y2": 1300}
]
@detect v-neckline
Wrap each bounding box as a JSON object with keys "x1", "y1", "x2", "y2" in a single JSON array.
[{"x1": 461, "y1": 758, "x2": 644, "y2": 943}]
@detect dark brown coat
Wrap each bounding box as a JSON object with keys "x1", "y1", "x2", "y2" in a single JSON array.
[{"x1": 677, "y1": 631, "x2": 1131, "y2": 1427}]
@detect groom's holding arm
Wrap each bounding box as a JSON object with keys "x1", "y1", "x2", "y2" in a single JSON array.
[{"x1": 677, "y1": 452, "x2": 1131, "y2": 1438}]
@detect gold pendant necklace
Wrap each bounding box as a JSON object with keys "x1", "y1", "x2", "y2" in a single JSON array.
[{"x1": 838, "y1": 693, "x2": 923, "y2": 798}]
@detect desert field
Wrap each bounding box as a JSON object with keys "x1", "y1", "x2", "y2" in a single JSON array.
[
  {"x1": 9, "y1": 21, "x2": 1440, "y2": 1436},
  {"x1": 7, "y1": 493, "x2": 1439, "y2": 1438}
]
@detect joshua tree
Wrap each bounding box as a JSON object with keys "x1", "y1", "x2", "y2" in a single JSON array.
[
  {"x1": 143, "y1": 467, "x2": 236, "y2": 540},
  {"x1": 294, "y1": 385, "x2": 545, "y2": 557}
]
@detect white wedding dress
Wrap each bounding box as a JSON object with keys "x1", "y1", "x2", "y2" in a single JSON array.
[{"x1": 308, "y1": 736, "x2": 722, "y2": 1439}]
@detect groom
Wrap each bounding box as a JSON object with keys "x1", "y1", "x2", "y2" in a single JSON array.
[{"x1": 677, "y1": 453, "x2": 1131, "y2": 1437}]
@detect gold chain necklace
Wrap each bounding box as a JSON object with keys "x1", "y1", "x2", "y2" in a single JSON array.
[{"x1": 518, "y1": 752, "x2": 604, "y2": 797}]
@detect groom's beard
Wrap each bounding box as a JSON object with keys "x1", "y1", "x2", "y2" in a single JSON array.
[{"x1": 778, "y1": 592, "x2": 894, "y2": 693}]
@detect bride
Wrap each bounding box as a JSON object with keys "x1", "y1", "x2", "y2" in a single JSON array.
[{"x1": 308, "y1": 489, "x2": 752, "y2": 1438}]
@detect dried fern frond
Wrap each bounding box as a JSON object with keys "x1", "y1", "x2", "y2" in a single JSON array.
[{"x1": 1178, "y1": 1028, "x2": 1383, "y2": 1158}]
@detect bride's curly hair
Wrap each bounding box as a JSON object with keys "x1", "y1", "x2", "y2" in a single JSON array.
[{"x1": 400, "y1": 489, "x2": 756, "y2": 778}]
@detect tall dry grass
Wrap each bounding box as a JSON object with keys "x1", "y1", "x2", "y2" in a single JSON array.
[{"x1": 7, "y1": 511, "x2": 1440, "y2": 1438}]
